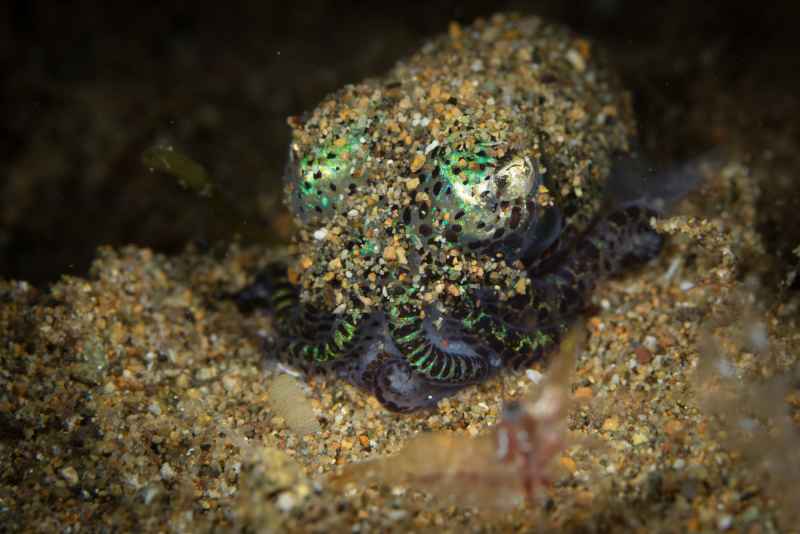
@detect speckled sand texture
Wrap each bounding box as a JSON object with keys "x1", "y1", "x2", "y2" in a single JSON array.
[
  {"x1": 2, "y1": 153, "x2": 800, "y2": 532},
  {"x1": 3, "y1": 7, "x2": 800, "y2": 533}
]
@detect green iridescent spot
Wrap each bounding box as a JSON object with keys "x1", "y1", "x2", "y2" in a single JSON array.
[
  {"x1": 359, "y1": 239, "x2": 378, "y2": 257},
  {"x1": 293, "y1": 135, "x2": 363, "y2": 217},
  {"x1": 438, "y1": 146, "x2": 498, "y2": 189}
]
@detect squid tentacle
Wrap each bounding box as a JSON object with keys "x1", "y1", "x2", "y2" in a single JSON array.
[
  {"x1": 460, "y1": 206, "x2": 661, "y2": 372},
  {"x1": 529, "y1": 205, "x2": 662, "y2": 297},
  {"x1": 240, "y1": 263, "x2": 369, "y2": 369},
  {"x1": 457, "y1": 293, "x2": 562, "y2": 371},
  {"x1": 237, "y1": 205, "x2": 662, "y2": 412},
  {"x1": 388, "y1": 301, "x2": 499, "y2": 385}
]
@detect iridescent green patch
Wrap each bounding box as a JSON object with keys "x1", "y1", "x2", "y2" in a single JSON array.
[
  {"x1": 437, "y1": 146, "x2": 498, "y2": 189},
  {"x1": 294, "y1": 136, "x2": 362, "y2": 217}
]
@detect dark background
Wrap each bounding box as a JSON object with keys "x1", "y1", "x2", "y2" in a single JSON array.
[{"x1": 2, "y1": 1, "x2": 799, "y2": 286}]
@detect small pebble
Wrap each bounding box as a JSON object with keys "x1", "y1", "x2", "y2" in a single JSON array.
[
  {"x1": 643, "y1": 335, "x2": 658, "y2": 351},
  {"x1": 566, "y1": 49, "x2": 586, "y2": 72},
  {"x1": 409, "y1": 155, "x2": 426, "y2": 174},
  {"x1": 160, "y1": 462, "x2": 176, "y2": 481},
  {"x1": 59, "y1": 466, "x2": 79, "y2": 486},
  {"x1": 148, "y1": 401, "x2": 162, "y2": 416},
  {"x1": 276, "y1": 492, "x2": 297, "y2": 512},
  {"x1": 602, "y1": 417, "x2": 620, "y2": 431},
  {"x1": 559, "y1": 456, "x2": 577, "y2": 473},
  {"x1": 383, "y1": 246, "x2": 397, "y2": 262},
  {"x1": 634, "y1": 346, "x2": 652, "y2": 364},
  {"x1": 526, "y1": 369, "x2": 543, "y2": 384}
]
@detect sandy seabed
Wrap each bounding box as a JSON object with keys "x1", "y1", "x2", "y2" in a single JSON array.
[{"x1": 2, "y1": 153, "x2": 800, "y2": 532}]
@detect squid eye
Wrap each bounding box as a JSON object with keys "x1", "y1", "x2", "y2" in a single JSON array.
[
  {"x1": 453, "y1": 155, "x2": 538, "y2": 238},
  {"x1": 287, "y1": 135, "x2": 364, "y2": 222},
  {"x1": 412, "y1": 143, "x2": 542, "y2": 251}
]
